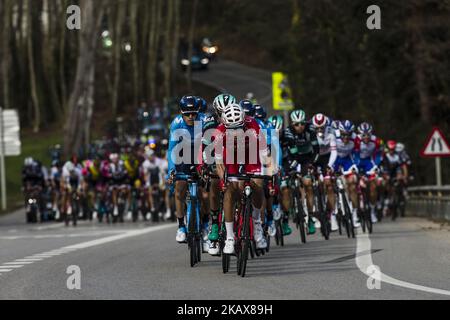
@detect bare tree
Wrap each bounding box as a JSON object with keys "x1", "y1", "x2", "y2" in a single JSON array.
[
  {"x1": 64, "y1": 0, "x2": 105, "y2": 158},
  {"x1": 1, "y1": 0, "x2": 11, "y2": 110},
  {"x1": 111, "y1": 0, "x2": 127, "y2": 117},
  {"x1": 186, "y1": 0, "x2": 199, "y2": 92},
  {"x1": 27, "y1": 0, "x2": 40, "y2": 133}
]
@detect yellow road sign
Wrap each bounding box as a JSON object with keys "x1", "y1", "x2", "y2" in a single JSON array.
[{"x1": 272, "y1": 72, "x2": 294, "y2": 111}]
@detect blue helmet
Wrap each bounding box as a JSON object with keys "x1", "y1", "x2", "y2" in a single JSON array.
[
  {"x1": 254, "y1": 104, "x2": 267, "y2": 120},
  {"x1": 339, "y1": 120, "x2": 355, "y2": 134},
  {"x1": 195, "y1": 96, "x2": 208, "y2": 113},
  {"x1": 179, "y1": 95, "x2": 199, "y2": 114},
  {"x1": 240, "y1": 100, "x2": 255, "y2": 117},
  {"x1": 331, "y1": 119, "x2": 341, "y2": 130}
]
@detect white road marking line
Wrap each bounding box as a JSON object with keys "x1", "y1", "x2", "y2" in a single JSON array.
[
  {"x1": 31, "y1": 223, "x2": 65, "y2": 231},
  {"x1": 0, "y1": 265, "x2": 23, "y2": 269},
  {"x1": 355, "y1": 230, "x2": 450, "y2": 296},
  {"x1": 15, "y1": 258, "x2": 43, "y2": 262},
  {"x1": 0, "y1": 223, "x2": 175, "y2": 276}
]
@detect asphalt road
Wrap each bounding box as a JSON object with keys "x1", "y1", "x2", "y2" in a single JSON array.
[{"x1": 1, "y1": 60, "x2": 450, "y2": 300}]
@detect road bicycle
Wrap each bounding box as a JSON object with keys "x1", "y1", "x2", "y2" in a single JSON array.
[
  {"x1": 174, "y1": 170, "x2": 202, "y2": 268},
  {"x1": 224, "y1": 170, "x2": 272, "y2": 278}
]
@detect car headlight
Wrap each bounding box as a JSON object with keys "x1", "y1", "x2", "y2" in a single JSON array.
[
  {"x1": 181, "y1": 59, "x2": 190, "y2": 66},
  {"x1": 201, "y1": 58, "x2": 209, "y2": 65}
]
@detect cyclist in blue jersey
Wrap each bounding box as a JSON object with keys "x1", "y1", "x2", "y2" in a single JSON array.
[{"x1": 167, "y1": 96, "x2": 208, "y2": 247}]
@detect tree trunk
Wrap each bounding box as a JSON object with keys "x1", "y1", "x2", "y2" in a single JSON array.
[
  {"x1": 130, "y1": 0, "x2": 139, "y2": 107},
  {"x1": 163, "y1": 0, "x2": 174, "y2": 99},
  {"x1": 1, "y1": 0, "x2": 11, "y2": 110},
  {"x1": 171, "y1": 0, "x2": 181, "y2": 96},
  {"x1": 64, "y1": 0, "x2": 104, "y2": 158},
  {"x1": 111, "y1": 0, "x2": 126, "y2": 118},
  {"x1": 186, "y1": 0, "x2": 199, "y2": 92},
  {"x1": 27, "y1": 0, "x2": 40, "y2": 133},
  {"x1": 148, "y1": 0, "x2": 162, "y2": 102}
]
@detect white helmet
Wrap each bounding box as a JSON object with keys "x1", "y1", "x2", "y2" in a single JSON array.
[
  {"x1": 213, "y1": 94, "x2": 236, "y2": 115},
  {"x1": 109, "y1": 153, "x2": 119, "y2": 162},
  {"x1": 24, "y1": 157, "x2": 34, "y2": 166},
  {"x1": 65, "y1": 161, "x2": 75, "y2": 172},
  {"x1": 396, "y1": 143, "x2": 405, "y2": 153},
  {"x1": 145, "y1": 149, "x2": 155, "y2": 158},
  {"x1": 221, "y1": 103, "x2": 245, "y2": 129}
]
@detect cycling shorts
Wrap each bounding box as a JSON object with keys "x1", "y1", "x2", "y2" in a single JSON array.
[
  {"x1": 333, "y1": 157, "x2": 358, "y2": 176},
  {"x1": 358, "y1": 158, "x2": 377, "y2": 176}
]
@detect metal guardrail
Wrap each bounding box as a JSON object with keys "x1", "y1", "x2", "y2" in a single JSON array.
[
  {"x1": 408, "y1": 186, "x2": 450, "y2": 201},
  {"x1": 406, "y1": 185, "x2": 450, "y2": 221}
]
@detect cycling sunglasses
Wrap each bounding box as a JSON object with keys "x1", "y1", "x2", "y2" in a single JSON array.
[
  {"x1": 182, "y1": 112, "x2": 198, "y2": 118},
  {"x1": 293, "y1": 122, "x2": 307, "y2": 127}
]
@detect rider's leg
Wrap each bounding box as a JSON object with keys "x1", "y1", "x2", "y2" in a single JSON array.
[
  {"x1": 223, "y1": 182, "x2": 239, "y2": 254},
  {"x1": 208, "y1": 178, "x2": 220, "y2": 241},
  {"x1": 302, "y1": 176, "x2": 316, "y2": 233},
  {"x1": 280, "y1": 186, "x2": 292, "y2": 235},
  {"x1": 346, "y1": 174, "x2": 360, "y2": 226},
  {"x1": 175, "y1": 180, "x2": 188, "y2": 242}
]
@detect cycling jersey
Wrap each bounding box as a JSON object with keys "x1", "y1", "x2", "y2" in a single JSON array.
[
  {"x1": 214, "y1": 116, "x2": 267, "y2": 176},
  {"x1": 109, "y1": 161, "x2": 129, "y2": 185},
  {"x1": 142, "y1": 157, "x2": 165, "y2": 186},
  {"x1": 316, "y1": 126, "x2": 337, "y2": 171},
  {"x1": 280, "y1": 123, "x2": 319, "y2": 175},
  {"x1": 354, "y1": 134, "x2": 383, "y2": 176},
  {"x1": 382, "y1": 152, "x2": 403, "y2": 178},
  {"x1": 62, "y1": 162, "x2": 83, "y2": 190},
  {"x1": 167, "y1": 113, "x2": 205, "y2": 177},
  {"x1": 333, "y1": 131, "x2": 358, "y2": 175},
  {"x1": 22, "y1": 162, "x2": 47, "y2": 188}
]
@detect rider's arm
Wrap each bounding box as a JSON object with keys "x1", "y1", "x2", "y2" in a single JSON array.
[
  {"x1": 309, "y1": 128, "x2": 320, "y2": 163},
  {"x1": 328, "y1": 135, "x2": 338, "y2": 169},
  {"x1": 167, "y1": 119, "x2": 179, "y2": 178}
]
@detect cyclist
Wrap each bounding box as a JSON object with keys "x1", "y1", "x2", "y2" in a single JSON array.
[
  {"x1": 22, "y1": 157, "x2": 47, "y2": 218},
  {"x1": 167, "y1": 95, "x2": 208, "y2": 248},
  {"x1": 354, "y1": 122, "x2": 383, "y2": 223},
  {"x1": 49, "y1": 159, "x2": 62, "y2": 219},
  {"x1": 61, "y1": 160, "x2": 83, "y2": 223},
  {"x1": 396, "y1": 142, "x2": 411, "y2": 182},
  {"x1": 215, "y1": 103, "x2": 269, "y2": 253},
  {"x1": 333, "y1": 120, "x2": 360, "y2": 227},
  {"x1": 280, "y1": 109, "x2": 320, "y2": 236},
  {"x1": 142, "y1": 148, "x2": 166, "y2": 220},
  {"x1": 109, "y1": 153, "x2": 131, "y2": 221},
  {"x1": 202, "y1": 94, "x2": 236, "y2": 255},
  {"x1": 311, "y1": 113, "x2": 338, "y2": 231},
  {"x1": 123, "y1": 149, "x2": 141, "y2": 220},
  {"x1": 266, "y1": 115, "x2": 284, "y2": 237},
  {"x1": 382, "y1": 140, "x2": 407, "y2": 217},
  {"x1": 80, "y1": 158, "x2": 100, "y2": 220}
]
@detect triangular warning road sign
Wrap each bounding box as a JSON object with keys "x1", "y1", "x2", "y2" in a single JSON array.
[{"x1": 420, "y1": 127, "x2": 450, "y2": 157}]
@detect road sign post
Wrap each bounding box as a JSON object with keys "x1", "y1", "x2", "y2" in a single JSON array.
[
  {"x1": 0, "y1": 108, "x2": 22, "y2": 210},
  {"x1": 420, "y1": 127, "x2": 450, "y2": 186},
  {"x1": 0, "y1": 108, "x2": 5, "y2": 210}
]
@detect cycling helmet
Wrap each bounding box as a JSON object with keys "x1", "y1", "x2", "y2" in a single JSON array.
[
  {"x1": 358, "y1": 122, "x2": 373, "y2": 135},
  {"x1": 24, "y1": 157, "x2": 34, "y2": 166},
  {"x1": 312, "y1": 113, "x2": 328, "y2": 129},
  {"x1": 221, "y1": 104, "x2": 245, "y2": 129},
  {"x1": 396, "y1": 142, "x2": 405, "y2": 153},
  {"x1": 254, "y1": 105, "x2": 267, "y2": 120},
  {"x1": 339, "y1": 120, "x2": 355, "y2": 134},
  {"x1": 179, "y1": 95, "x2": 199, "y2": 114},
  {"x1": 387, "y1": 140, "x2": 397, "y2": 151},
  {"x1": 290, "y1": 109, "x2": 306, "y2": 124},
  {"x1": 240, "y1": 100, "x2": 255, "y2": 117},
  {"x1": 65, "y1": 162, "x2": 75, "y2": 172},
  {"x1": 213, "y1": 94, "x2": 236, "y2": 115},
  {"x1": 331, "y1": 120, "x2": 341, "y2": 130},
  {"x1": 268, "y1": 115, "x2": 283, "y2": 131},
  {"x1": 195, "y1": 96, "x2": 208, "y2": 113},
  {"x1": 51, "y1": 159, "x2": 60, "y2": 167},
  {"x1": 109, "y1": 153, "x2": 119, "y2": 162}
]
